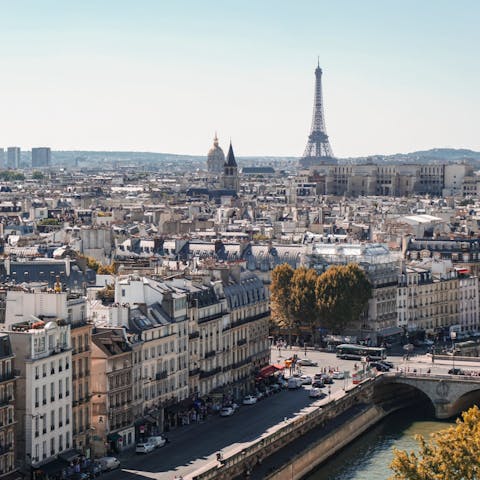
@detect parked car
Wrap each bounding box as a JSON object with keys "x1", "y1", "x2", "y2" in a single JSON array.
[
  {"x1": 379, "y1": 360, "x2": 394, "y2": 368},
  {"x1": 300, "y1": 375, "x2": 312, "y2": 385},
  {"x1": 321, "y1": 375, "x2": 334, "y2": 384},
  {"x1": 255, "y1": 390, "x2": 265, "y2": 400},
  {"x1": 147, "y1": 435, "x2": 167, "y2": 448},
  {"x1": 277, "y1": 378, "x2": 288, "y2": 389},
  {"x1": 243, "y1": 395, "x2": 257, "y2": 405},
  {"x1": 448, "y1": 368, "x2": 465, "y2": 375},
  {"x1": 220, "y1": 406, "x2": 235, "y2": 417},
  {"x1": 271, "y1": 383, "x2": 281, "y2": 392},
  {"x1": 370, "y1": 362, "x2": 389, "y2": 372},
  {"x1": 309, "y1": 387, "x2": 325, "y2": 398},
  {"x1": 314, "y1": 373, "x2": 324, "y2": 381},
  {"x1": 332, "y1": 371, "x2": 345, "y2": 380},
  {"x1": 287, "y1": 377, "x2": 303, "y2": 389},
  {"x1": 297, "y1": 358, "x2": 318, "y2": 367},
  {"x1": 97, "y1": 457, "x2": 120, "y2": 471},
  {"x1": 136, "y1": 442, "x2": 155, "y2": 454},
  {"x1": 312, "y1": 380, "x2": 325, "y2": 388}
]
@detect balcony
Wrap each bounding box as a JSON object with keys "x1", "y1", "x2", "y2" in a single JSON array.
[
  {"x1": 189, "y1": 367, "x2": 200, "y2": 376},
  {"x1": 198, "y1": 311, "x2": 224, "y2": 325},
  {"x1": 189, "y1": 331, "x2": 200, "y2": 340},
  {"x1": 199, "y1": 366, "x2": 222, "y2": 379},
  {"x1": 237, "y1": 338, "x2": 247, "y2": 347},
  {"x1": 155, "y1": 371, "x2": 168, "y2": 381},
  {"x1": 204, "y1": 350, "x2": 216, "y2": 359}
]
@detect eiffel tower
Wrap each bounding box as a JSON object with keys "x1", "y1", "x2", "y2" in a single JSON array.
[{"x1": 299, "y1": 62, "x2": 336, "y2": 168}]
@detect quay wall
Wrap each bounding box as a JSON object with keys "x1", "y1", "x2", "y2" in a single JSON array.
[
  {"x1": 264, "y1": 404, "x2": 386, "y2": 480},
  {"x1": 191, "y1": 378, "x2": 377, "y2": 480}
]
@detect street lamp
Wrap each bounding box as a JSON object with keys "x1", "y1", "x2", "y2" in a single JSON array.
[
  {"x1": 328, "y1": 386, "x2": 331, "y2": 400},
  {"x1": 450, "y1": 331, "x2": 457, "y2": 372}
]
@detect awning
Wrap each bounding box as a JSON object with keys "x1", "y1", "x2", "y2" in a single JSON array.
[
  {"x1": 58, "y1": 448, "x2": 82, "y2": 463},
  {"x1": 144, "y1": 415, "x2": 157, "y2": 424},
  {"x1": 377, "y1": 326, "x2": 403, "y2": 337},
  {"x1": 107, "y1": 432, "x2": 122, "y2": 442},
  {"x1": 35, "y1": 458, "x2": 69, "y2": 475},
  {"x1": 257, "y1": 364, "x2": 285, "y2": 379}
]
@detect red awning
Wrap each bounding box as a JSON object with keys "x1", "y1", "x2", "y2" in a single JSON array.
[{"x1": 258, "y1": 364, "x2": 285, "y2": 379}]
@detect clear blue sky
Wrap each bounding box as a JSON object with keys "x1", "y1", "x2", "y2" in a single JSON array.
[{"x1": 0, "y1": 0, "x2": 479, "y2": 157}]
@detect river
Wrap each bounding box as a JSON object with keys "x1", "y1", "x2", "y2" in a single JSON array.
[{"x1": 305, "y1": 408, "x2": 455, "y2": 480}]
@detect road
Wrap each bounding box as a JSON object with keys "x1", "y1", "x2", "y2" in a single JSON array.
[{"x1": 104, "y1": 347, "x2": 480, "y2": 480}]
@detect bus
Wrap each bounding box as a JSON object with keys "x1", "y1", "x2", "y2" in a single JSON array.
[{"x1": 336, "y1": 344, "x2": 386, "y2": 361}]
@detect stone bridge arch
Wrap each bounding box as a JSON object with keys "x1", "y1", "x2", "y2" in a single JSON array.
[{"x1": 375, "y1": 374, "x2": 480, "y2": 419}]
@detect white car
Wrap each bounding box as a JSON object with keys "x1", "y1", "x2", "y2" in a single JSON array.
[
  {"x1": 309, "y1": 387, "x2": 324, "y2": 398},
  {"x1": 98, "y1": 457, "x2": 120, "y2": 471},
  {"x1": 220, "y1": 406, "x2": 235, "y2": 417},
  {"x1": 243, "y1": 395, "x2": 257, "y2": 405},
  {"x1": 300, "y1": 375, "x2": 312, "y2": 385},
  {"x1": 136, "y1": 442, "x2": 155, "y2": 454},
  {"x1": 332, "y1": 371, "x2": 345, "y2": 380},
  {"x1": 147, "y1": 436, "x2": 166, "y2": 448}
]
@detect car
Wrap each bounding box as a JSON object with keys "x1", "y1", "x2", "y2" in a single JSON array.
[
  {"x1": 147, "y1": 435, "x2": 167, "y2": 448},
  {"x1": 332, "y1": 371, "x2": 345, "y2": 380},
  {"x1": 300, "y1": 375, "x2": 312, "y2": 385},
  {"x1": 448, "y1": 368, "x2": 465, "y2": 375},
  {"x1": 97, "y1": 457, "x2": 120, "y2": 471},
  {"x1": 314, "y1": 373, "x2": 324, "y2": 381},
  {"x1": 243, "y1": 395, "x2": 257, "y2": 405},
  {"x1": 277, "y1": 378, "x2": 288, "y2": 389},
  {"x1": 312, "y1": 380, "x2": 325, "y2": 388},
  {"x1": 297, "y1": 358, "x2": 318, "y2": 367},
  {"x1": 270, "y1": 383, "x2": 281, "y2": 392},
  {"x1": 370, "y1": 362, "x2": 389, "y2": 372},
  {"x1": 220, "y1": 406, "x2": 235, "y2": 417},
  {"x1": 255, "y1": 391, "x2": 265, "y2": 400},
  {"x1": 136, "y1": 442, "x2": 155, "y2": 454},
  {"x1": 379, "y1": 360, "x2": 394, "y2": 368},
  {"x1": 321, "y1": 375, "x2": 334, "y2": 384},
  {"x1": 287, "y1": 377, "x2": 303, "y2": 389},
  {"x1": 309, "y1": 387, "x2": 325, "y2": 398}
]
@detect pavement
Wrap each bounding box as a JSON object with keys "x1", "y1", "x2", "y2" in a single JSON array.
[{"x1": 100, "y1": 346, "x2": 480, "y2": 480}]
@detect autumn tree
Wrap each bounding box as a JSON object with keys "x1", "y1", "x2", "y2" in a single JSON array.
[
  {"x1": 270, "y1": 264, "x2": 295, "y2": 344},
  {"x1": 390, "y1": 405, "x2": 480, "y2": 480},
  {"x1": 316, "y1": 263, "x2": 371, "y2": 333},
  {"x1": 290, "y1": 267, "x2": 319, "y2": 343}
]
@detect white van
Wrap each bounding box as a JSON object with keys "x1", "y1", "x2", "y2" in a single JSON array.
[
  {"x1": 98, "y1": 457, "x2": 120, "y2": 471},
  {"x1": 288, "y1": 377, "x2": 302, "y2": 389},
  {"x1": 147, "y1": 435, "x2": 167, "y2": 448}
]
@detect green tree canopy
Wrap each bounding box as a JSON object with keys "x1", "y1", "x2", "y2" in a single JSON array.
[
  {"x1": 390, "y1": 405, "x2": 480, "y2": 480},
  {"x1": 315, "y1": 263, "x2": 371, "y2": 334},
  {"x1": 290, "y1": 267, "x2": 319, "y2": 342},
  {"x1": 32, "y1": 171, "x2": 45, "y2": 180},
  {"x1": 270, "y1": 264, "x2": 295, "y2": 341}
]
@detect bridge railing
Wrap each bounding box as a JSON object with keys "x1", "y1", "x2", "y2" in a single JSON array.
[{"x1": 383, "y1": 371, "x2": 480, "y2": 383}]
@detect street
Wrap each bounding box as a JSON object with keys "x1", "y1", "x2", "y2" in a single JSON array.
[{"x1": 104, "y1": 347, "x2": 480, "y2": 480}]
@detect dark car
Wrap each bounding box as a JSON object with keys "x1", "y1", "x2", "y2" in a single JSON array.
[
  {"x1": 448, "y1": 368, "x2": 465, "y2": 375},
  {"x1": 312, "y1": 380, "x2": 325, "y2": 388},
  {"x1": 370, "y1": 362, "x2": 389, "y2": 372},
  {"x1": 379, "y1": 360, "x2": 394, "y2": 368},
  {"x1": 321, "y1": 375, "x2": 334, "y2": 384}
]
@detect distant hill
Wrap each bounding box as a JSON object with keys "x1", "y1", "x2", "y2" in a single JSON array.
[
  {"x1": 46, "y1": 147, "x2": 480, "y2": 170},
  {"x1": 344, "y1": 148, "x2": 480, "y2": 165}
]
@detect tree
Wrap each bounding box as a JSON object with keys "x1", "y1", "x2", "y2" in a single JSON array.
[
  {"x1": 270, "y1": 264, "x2": 295, "y2": 344},
  {"x1": 390, "y1": 405, "x2": 480, "y2": 480},
  {"x1": 316, "y1": 264, "x2": 371, "y2": 334},
  {"x1": 32, "y1": 171, "x2": 45, "y2": 180},
  {"x1": 290, "y1": 267, "x2": 319, "y2": 343}
]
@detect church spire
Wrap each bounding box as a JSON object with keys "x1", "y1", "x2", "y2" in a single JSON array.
[{"x1": 225, "y1": 142, "x2": 237, "y2": 167}]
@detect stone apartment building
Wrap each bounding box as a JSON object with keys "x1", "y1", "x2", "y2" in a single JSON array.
[
  {"x1": 91, "y1": 329, "x2": 134, "y2": 457},
  {"x1": 0, "y1": 335, "x2": 17, "y2": 479},
  {"x1": 10, "y1": 319, "x2": 73, "y2": 476},
  {"x1": 397, "y1": 265, "x2": 461, "y2": 337}
]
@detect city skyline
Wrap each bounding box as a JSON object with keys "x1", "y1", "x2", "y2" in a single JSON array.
[{"x1": 0, "y1": 0, "x2": 479, "y2": 157}]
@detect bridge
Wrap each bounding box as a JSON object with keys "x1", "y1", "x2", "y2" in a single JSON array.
[{"x1": 374, "y1": 372, "x2": 480, "y2": 419}]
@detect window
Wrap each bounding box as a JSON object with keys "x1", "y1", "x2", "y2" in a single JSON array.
[
  {"x1": 50, "y1": 361, "x2": 55, "y2": 375},
  {"x1": 59, "y1": 407, "x2": 63, "y2": 427},
  {"x1": 50, "y1": 383, "x2": 55, "y2": 402},
  {"x1": 42, "y1": 364, "x2": 47, "y2": 377},
  {"x1": 35, "y1": 387, "x2": 39, "y2": 407},
  {"x1": 50, "y1": 437, "x2": 55, "y2": 456},
  {"x1": 35, "y1": 366, "x2": 39, "y2": 380},
  {"x1": 42, "y1": 385, "x2": 46, "y2": 404}
]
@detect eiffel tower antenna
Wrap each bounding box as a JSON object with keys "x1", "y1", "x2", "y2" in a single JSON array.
[{"x1": 299, "y1": 63, "x2": 336, "y2": 168}]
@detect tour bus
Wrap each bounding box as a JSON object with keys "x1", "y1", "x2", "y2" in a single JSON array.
[{"x1": 336, "y1": 344, "x2": 386, "y2": 361}]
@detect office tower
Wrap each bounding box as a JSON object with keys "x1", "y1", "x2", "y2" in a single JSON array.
[
  {"x1": 31, "y1": 147, "x2": 51, "y2": 168},
  {"x1": 7, "y1": 147, "x2": 21, "y2": 169}
]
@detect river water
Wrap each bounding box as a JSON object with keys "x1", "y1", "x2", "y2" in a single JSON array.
[{"x1": 305, "y1": 409, "x2": 454, "y2": 480}]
